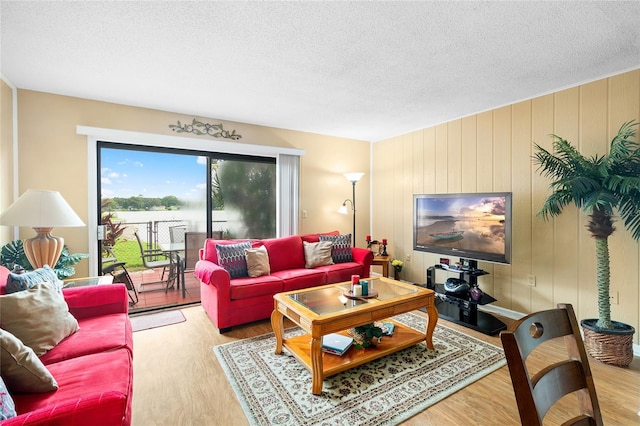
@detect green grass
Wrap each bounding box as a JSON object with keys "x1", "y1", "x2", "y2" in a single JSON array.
[
  {"x1": 106, "y1": 240, "x2": 176, "y2": 272},
  {"x1": 108, "y1": 240, "x2": 145, "y2": 271}
]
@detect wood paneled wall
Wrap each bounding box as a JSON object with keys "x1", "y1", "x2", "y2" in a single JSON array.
[{"x1": 372, "y1": 69, "x2": 640, "y2": 343}]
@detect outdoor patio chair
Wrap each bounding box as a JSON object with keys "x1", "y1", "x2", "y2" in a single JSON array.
[
  {"x1": 169, "y1": 224, "x2": 187, "y2": 263},
  {"x1": 184, "y1": 231, "x2": 220, "y2": 271},
  {"x1": 169, "y1": 225, "x2": 186, "y2": 245},
  {"x1": 102, "y1": 261, "x2": 139, "y2": 306},
  {"x1": 500, "y1": 303, "x2": 602, "y2": 426},
  {"x1": 134, "y1": 231, "x2": 176, "y2": 292}
]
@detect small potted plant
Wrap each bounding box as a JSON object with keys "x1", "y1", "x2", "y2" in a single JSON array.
[
  {"x1": 349, "y1": 323, "x2": 384, "y2": 349},
  {"x1": 392, "y1": 259, "x2": 403, "y2": 280},
  {"x1": 533, "y1": 120, "x2": 639, "y2": 366}
]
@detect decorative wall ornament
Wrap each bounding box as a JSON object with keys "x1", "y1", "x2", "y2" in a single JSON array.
[{"x1": 169, "y1": 119, "x2": 242, "y2": 140}]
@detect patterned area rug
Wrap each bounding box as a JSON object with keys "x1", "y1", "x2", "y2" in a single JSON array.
[
  {"x1": 213, "y1": 312, "x2": 505, "y2": 426},
  {"x1": 130, "y1": 309, "x2": 186, "y2": 332}
]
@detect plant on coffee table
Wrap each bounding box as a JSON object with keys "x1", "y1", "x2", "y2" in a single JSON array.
[{"x1": 350, "y1": 323, "x2": 384, "y2": 348}]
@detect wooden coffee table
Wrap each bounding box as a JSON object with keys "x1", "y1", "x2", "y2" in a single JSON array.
[{"x1": 271, "y1": 277, "x2": 437, "y2": 394}]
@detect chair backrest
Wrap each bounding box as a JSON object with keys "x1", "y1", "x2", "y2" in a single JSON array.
[
  {"x1": 499, "y1": 303, "x2": 602, "y2": 426},
  {"x1": 169, "y1": 225, "x2": 186, "y2": 244},
  {"x1": 134, "y1": 231, "x2": 145, "y2": 252},
  {"x1": 134, "y1": 231, "x2": 163, "y2": 264},
  {"x1": 184, "y1": 231, "x2": 221, "y2": 270}
]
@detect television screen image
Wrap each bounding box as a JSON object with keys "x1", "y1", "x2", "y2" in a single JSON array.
[{"x1": 413, "y1": 192, "x2": 512, "y2": 264}]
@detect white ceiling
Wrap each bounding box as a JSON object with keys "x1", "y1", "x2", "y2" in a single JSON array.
[{"x1": 2, "y1": 1, "x2": 639, "y2": 142}]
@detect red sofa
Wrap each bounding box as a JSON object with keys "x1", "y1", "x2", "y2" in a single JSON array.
[
  {"x1": 194, "y1": 233, "x2": 374, "y2": 331},
  {"x1": 0, "y1": 265, "x2": 133, "y2": 425}
]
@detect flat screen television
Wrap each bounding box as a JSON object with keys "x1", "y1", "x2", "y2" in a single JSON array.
[{"x1": 413, "y1": 192, "x2": 512, "y2": 265}]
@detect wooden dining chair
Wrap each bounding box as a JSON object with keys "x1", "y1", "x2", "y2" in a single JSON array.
[{"x1": 500, "y1": 303, "x2": 603, "y2": 426}]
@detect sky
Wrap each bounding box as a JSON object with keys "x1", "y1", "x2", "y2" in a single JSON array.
[
  {"x1": 417, "y1": 195, "x2": 507, "y2": 218},
  {"x1": 100, "y1": 148, "x2": 207, "y2": 200}
]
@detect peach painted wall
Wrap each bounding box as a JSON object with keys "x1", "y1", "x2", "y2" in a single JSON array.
[
  {"x1": 0, "y1": 78, "x2": 15, "y2": 244},
  {"x1": 372, "y1": 69, "x2": 640, "y2": 342},
  {"x1": 8, "y1": 90, "x2": 370, "y2": 277}
]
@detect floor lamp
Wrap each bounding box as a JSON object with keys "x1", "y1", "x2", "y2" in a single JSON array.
[
  {"x1": 0, "y1": 189, "x2": 85, "y2": 269},
  {"x1": 338, "y1": 172, "x2": 364, "y2": 247}
]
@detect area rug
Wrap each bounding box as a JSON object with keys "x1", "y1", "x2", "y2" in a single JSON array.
[
  {"x1": 131, "y1": 309, "x2": 186, "y2": 332},
  {"x1": 213, "y1": 312, "x2": 505, "y2": 426}
]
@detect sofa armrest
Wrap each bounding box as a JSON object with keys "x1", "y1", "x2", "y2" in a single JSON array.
[
  {"x1": 352, "y1": 248, "x2": 374, "y2": 278},
  {"x1": 62, "y1": 284, "x2": 129, "y2": 320},
  {"x1": 4, "y1": 390, "x2": 129, "y2": 426},
  {"x1": 194, "y1": 260, "x2": 231, "y2": 295}
]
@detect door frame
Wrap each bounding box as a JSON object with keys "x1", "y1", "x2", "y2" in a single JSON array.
[{"x1": 78, "y1": 125, "x2": 303, "y2": 276}]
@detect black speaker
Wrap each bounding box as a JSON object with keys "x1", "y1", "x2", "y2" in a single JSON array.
[{"x1": 426, "y1": 267, "x2": 436, "y2": 289}]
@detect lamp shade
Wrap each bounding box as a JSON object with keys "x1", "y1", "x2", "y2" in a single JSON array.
[
  {"x1": 0, "y1": 189, "x2": 85, "y2": 227},
  {"x1": 0, "y1": 189, "x2": 85, "y2": 269},
  {"x1": 344, "y1": 172, "x2": 364, "y2": 183}
]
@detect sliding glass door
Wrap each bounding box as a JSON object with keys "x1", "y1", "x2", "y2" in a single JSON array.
[{"x1": 97, "y1": 142, "x2": 277, "y2": 311}]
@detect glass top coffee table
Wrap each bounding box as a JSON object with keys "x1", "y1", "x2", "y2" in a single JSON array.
[{"x1": 271, "y1": 277, "x2": 437, "y2": 395}]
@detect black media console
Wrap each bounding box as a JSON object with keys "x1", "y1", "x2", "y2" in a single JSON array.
[{"x1": 420, "y1": 260, "x2": 507, "y2": 336}]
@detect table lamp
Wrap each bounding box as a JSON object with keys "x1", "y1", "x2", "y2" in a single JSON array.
[{"x1": 0, "y1": 189, "x2": 85, "y2": 269}]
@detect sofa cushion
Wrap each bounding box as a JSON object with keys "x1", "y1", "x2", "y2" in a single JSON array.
[
  {"x1": 319, "y1": 234, "x2": 353, "y2": 263},
  {"x1": 262, "y1": 235, "x2": 305, "y2": 272},
  {"x1": 11, "y1": 349, "x2": 133, "y2": 425},
  {"x1": 5, "y1": 265, "x2": 63, "y2": 294},
  {"x1": 0, "y1": 283, "x2": 79, "y2": 357},
  {"x1": 202, "y1": 239, "x2": 252, "y2": 264},
  {"x1": 229, "y1": 275, "x2": 283, "y2": 300},
  {"x1": 303, "y1": 241, "x2": 334, "y2": 268},
  {"x1": 39, "y1": 313, "x2": 133, "y2": 365},
  {"x1": 245, "y1": 245, "x2": 270, "y2": 277},
  {"x1": 0, "y1": 329, "x2": 58, "y2": 393},
  {"x1": 216, "y1": 241, "x2": 251, "y2": 279},
  {"x1": 317, "y1": 262, "x2": 365, "y2": 284},
  {"x1": 273, "y1": 268, "x2": 327, "y2": 292},
  {"x1": 0, "y1": 376, "x2": 16, "y2": 420}
]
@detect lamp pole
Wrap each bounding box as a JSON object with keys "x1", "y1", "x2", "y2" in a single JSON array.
[
  {"x1": 351, "y1": 180, "x2": 357, "y2": 247},
  {"x1": 343, "y1": 172, "x2": 364, "y2": 248}
]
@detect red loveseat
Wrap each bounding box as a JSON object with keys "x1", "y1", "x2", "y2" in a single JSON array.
[
  {"x1": 194, "y1": 233, "x2": 374, "y2": 332},
  {"x1": 0, "y1": 265, "x2": 133, "y2": 425}
]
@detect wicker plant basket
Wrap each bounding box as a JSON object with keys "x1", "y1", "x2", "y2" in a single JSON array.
[{"x1": 581, "y1": 319, "x2": 635, "y2": 367}]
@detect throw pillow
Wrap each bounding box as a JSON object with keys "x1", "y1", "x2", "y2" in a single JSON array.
[
  {"x1": 303, "y1": 241, "x2": 334, "y2": 268},
  {"x1": 319, "y1": 234, "x2": 353, "y2": 263},
  {"x1": 5, "y1": 265, "x2": 63, "y2": 294},
  {"x1": 0, "y1": 376, "x2": 17, "y2": 420},
  {"x1": 0, "y1": 282, "x2": 79, "y2": 357},
  {"x1": 216, "y1": 241, "x2": 251, "y2": 279},
  {"x1": 0, "y1": 329, "x2": 58, "y2": 393},
  {"x1": 245, "y1": 246, "x2": 271, "y2": 278}
]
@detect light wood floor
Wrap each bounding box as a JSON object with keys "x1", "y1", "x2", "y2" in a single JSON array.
[{"x1": 132, "y1": 306, "x2": 640, "y2": 425}]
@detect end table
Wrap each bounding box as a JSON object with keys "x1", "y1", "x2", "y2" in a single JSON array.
[{"x1": 371, "y1": 255, "x2": 390, "y2": 277}]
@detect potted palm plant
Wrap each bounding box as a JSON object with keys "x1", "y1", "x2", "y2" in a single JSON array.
[{"x1": 533, "y1": 120, "x2": 639, "y2": 366}]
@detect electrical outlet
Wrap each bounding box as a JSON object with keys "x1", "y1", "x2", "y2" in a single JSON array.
[
  {"x1": 405, "y1": 254, "x2": 411, "y2": 262},
  {"x1": 527, "y1": 274, "x2": 536, "y2": 287},
  {"x1": 302, "y1": 209, "x2": 308, "y2": 218},
  {"x1": 610, "y1": 291, "x2": 619, "y2": 305}
]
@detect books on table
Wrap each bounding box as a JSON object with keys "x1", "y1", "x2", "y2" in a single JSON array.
[
  {"x1": 322, "y1": 333, "x2": 353, "y2": 356},
  {"x1": 380, "y1": 321, "x2": 395, "y2": 336}
]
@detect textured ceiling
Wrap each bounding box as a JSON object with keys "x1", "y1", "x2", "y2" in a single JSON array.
[{"x1": 2, "y1": 1, "x2": 639, "y2": 142}]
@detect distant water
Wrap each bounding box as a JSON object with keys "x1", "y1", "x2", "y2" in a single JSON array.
[{"x1": 108, "y1": 210, "x2": 230, "y2": 243}]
